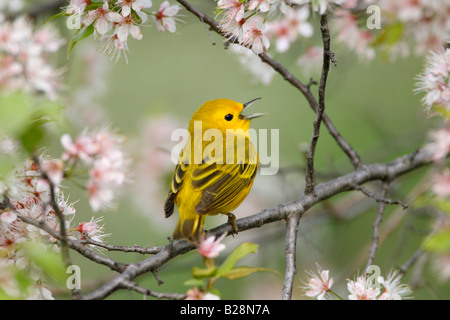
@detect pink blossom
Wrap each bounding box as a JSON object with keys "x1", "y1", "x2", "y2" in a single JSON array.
[
  {"x1": 416, "y1": 49, "x2": 450, "y2": 113},
  {"x1": 75, "y1": 216, "x2": 109, "y2": 243},
  {"x1": 347, "y1": 276, "x2": 380, "y2": 300},
  {"x1": 197, "y1": 234, "x2": 226, "y2": 259},
  {"x1": 0, "y1": 211, "x2": 17, "y2": 224},
  {"x1": 302, "y1": 264, "x2": 334, "y2": 300},
  {"x1": 265, "y1": 6, "x2": 313, "y2": 53},
  {"x1": 153, "y1": 1, "x2": 180, "y2": 33},
  {"x1": 0, "y1": 16, "x2": 63, "y2": 99},
  {"x1": 217, "y1": 0, "x2": 245, "y2": 23},
  {"x1": 61, "y1": 133, "x2": 98, "y2": 164},
  {"x1": 297, "y1": 46, "x2": 324, "y2": 75},
  {"x1": 117, "y1": 0, "x2": 152, "y2": 17},
  {"x1": 41, "y1": 159, "x2": 64, "y2": 186},
  {"x1": 425, "y1": 127, "x2": 450, "y2": 161},
  {"x1": 248, "y1": 0, "x2": 276, "y2": 13},
  {"x1": 185, "y1": 287, "x2": 220, "y2": 300},
  {"x1": 84, "y1": 2, "x2": 111, "y2": 36},
  {"x1": 241, "y1": 18, "x2": 270, "y2": 54},
  {"x1": 377, "y1": 270, "x2": 413, "y2": 300},
  {"x1": 431, "y1": 168, "x2": 450, "y2": 198},
  {"x1": 108, "y1": 12, "x2": 143, "y2": 42},
  {"x1": 333, "y1": 10, "x2": 375, "y2": 60}
]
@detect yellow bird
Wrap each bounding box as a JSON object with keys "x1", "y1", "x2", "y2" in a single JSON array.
[{"x1": 164, "y1": 98, "x2": 264, "y2": 241}]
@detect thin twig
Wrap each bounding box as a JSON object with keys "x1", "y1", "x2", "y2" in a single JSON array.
[
  {"x1": 364, "y1": 182, "x2": 390, "y2": 273},
  {"x1": 305, "y1": 14, "x2": 332, "y2": 195},
  {"x1": 16, "y1": 212, "x2": 129, "y2": 273},
  {"x1": 82, "y1": 233, "x2": 163, "y2": 255},
  {"x1": 120, "y1": 280, "x2": 186, "y2": 300},
  {"x1": 350, "y1": 183, "x2": 408, "y2": 209},
  {"x1": 32, "y1": 156, "x2": 71, "y2": 268}
]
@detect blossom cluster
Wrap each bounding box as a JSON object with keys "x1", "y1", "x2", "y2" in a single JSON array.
[
  {"x1": 302, "y1": 264, "x2": 413, "y2": 300},
  {"x1": 0, "y1": 14, "x2": 63, "y2": 100},
  {"x1": 0, "y1": 158, "x2": 76, "y2": 299},
  {"x1": 416, "y1": 49, "x2": 450, "y2": 115},
  {"x1": 0, "y1": 161, "x2": 111, "y2": 297},
  {"x1": 65, "y1": 0, "x2": 181, "y2": 61},
  {"x1": 61, "y1": 128, "x2": 130, "y2": 212}
]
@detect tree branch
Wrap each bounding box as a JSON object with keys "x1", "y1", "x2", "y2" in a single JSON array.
[
  {"x1": 282, "y1": 212, "x2": 301, "y2": 300},
  {"x1": 364, "y1": 181, "x2": 389, "y2": 273},
  {"x1": 79, "y1": 147, "x2": 433, "y2": 299},
  {"x1": 305, "y1": 13, "x2": 332, "y2": 194}
]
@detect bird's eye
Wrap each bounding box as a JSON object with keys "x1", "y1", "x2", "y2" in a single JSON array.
[{"x1": 224, "y1": 114, "x2": 233, "y2": 121}]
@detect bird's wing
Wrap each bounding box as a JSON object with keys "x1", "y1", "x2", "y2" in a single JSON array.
[
  {"x1": 192, "y1": 139, "x2": 258, "y2": 215},
  {"x1": 164, "y1": 145, "x2": 190, "y2": 218}
]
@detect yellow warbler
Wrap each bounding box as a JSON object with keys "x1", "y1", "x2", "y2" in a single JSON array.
[{"x1": 164, "y1": 98, "x2": 264, "y2": 241}]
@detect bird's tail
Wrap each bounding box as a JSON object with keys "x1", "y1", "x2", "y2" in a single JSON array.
[{"x1": 173, "y1": 211, "x2": 206, "y2": 242}]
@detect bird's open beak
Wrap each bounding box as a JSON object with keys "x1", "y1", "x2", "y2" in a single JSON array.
[{"x1": 240, "y1": 97, "x2": 266, "y2": 120}]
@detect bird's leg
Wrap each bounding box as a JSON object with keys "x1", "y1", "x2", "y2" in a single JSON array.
[{"x1": 226, "y1": 212, "x2": 238, "y2": 236}]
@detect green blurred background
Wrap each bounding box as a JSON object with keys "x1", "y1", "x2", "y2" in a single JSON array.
[{"x1": 24, "y1": 0, "x2": 448, "y2": 299}]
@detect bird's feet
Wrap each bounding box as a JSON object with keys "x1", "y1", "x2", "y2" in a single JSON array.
[{"x1": 226, "y1": 212, "x2": 238, "y2": 236}]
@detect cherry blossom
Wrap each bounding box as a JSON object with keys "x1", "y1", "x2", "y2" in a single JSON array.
[
  {"x1": 265, "y1": 6, "x2": 313, "y2": 53},
  {"x1": 83, "y1": 2, "x2": 112, "y2": 36},
  {"x1": 75, "y1": 216, "x2": 110, "y2": 243},
  {"x1": 241, "y1": 17, "x2": 270, "y2": 54},
  {"x1": 107, "y1": 12, "x2": 143, "y2": 42},
  {"x1": 61, "y1": 129, "x2": 130, "y2": 212},
  {"x1": 347, "y1": 275, "x2": 380, "y2": 300},
  {"x1": 248, "y1": 0, "x2": 277, "y2": 13},
  {"x1": 415, "y1": 49, "x2": 450, "y2": 113},
  {"x1": 425, "y1": 127, "x2": 450, "y2": 162},
  {"x1": 153, "y1": 1, "x2": 181, "y2": 33},
  {"x1": 185, "y1": 287, "x2": 221, "y2": 300},
  {"x1": 197, "y1": 234, "x2": 226, "y2": 259},
  {"x1": 302, "y1": 264, "x2": 334, "y2": 300},
  {"x1": 0, "y1": 15, "x2": 63, "y2": 100},
  {"x1": 377, "y1": 271, "x2": 413, "y2": 300},
  {"x1": 217, "y1": 0, "x2": 245, "y2": 23},
  {"x1": 431, "y1": 168, "x2": 450, "y2": 198}
]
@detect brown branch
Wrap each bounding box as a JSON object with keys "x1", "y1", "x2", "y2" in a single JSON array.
[
  {"x1": 284, "y1": 13, "x2": 333, "y2": 300},
  {"x1": 15, "y1": 212, "x2": 129, "y2": 273},
  {"x1": 350, "y1": 183, "x2": 408, "y2": 209},
  {"x1": 282, "y1": 212, "x2": 301, "y2": 300},
  {"x1": 32, "y1": 155, "x2": 71, "y2": 268},
  {"x1": 82, "y1": 233, "x2": 163, "y2": 255},
  {"x1": 305, "y1": 14, "x2": 333, "y2": 194},
  {"x1": 119, "y1": 280, "x2": 186, "y2": 300},
  {"x1": 79, "y1": 147, "x2": 433, "y2": 300},
  {"x1": 364, "y1": 182, "x2": 390, "y2": 273}
]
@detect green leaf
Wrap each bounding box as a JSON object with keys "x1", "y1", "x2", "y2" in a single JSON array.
[
  {"x1": 21, "y1": 242, "x2": 67, "y2": 283},
  {"x1": 67, "y1": 25, "x2": 95, "y2": 59},
  {"x1": 43, "y1": 11, "x2": 65, "y2": 25},
  {"x1": 433, "y1": 106, "x2": 450, "y2": 120},
  {"x1": 373, "y1": 22, "x2": 404, "y2": 47},
  {"x1": 216, "y1": 242, "x2": 258, "y2": 277},
  {"x1": 425, "y1": 232, "x2": 450, "y2": 253},
  {"x1": 18, "y1": 116, "x2": 47, "y2": 153},
  {"x1": 191, "y1": 265, "x2": 218, "y2": 279},
  {"x1": 0, "y1": 93, "x2": 32, "y2": 136},
  {"x1": 183, "y1": 278, "x2": 205, "y2": 287},
  {"x1": 219, "y1": 266, "x2": 277, "y2": 280}
]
